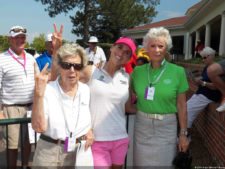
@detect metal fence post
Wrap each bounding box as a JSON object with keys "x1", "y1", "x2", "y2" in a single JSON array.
[{"x1": 0, "y1": 118, "x2": 32, "y2": 168}]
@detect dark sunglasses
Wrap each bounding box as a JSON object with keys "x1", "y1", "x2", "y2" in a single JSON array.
[
  {"x1": 10, "y1": 28, "x2": 27, "y2": 33},
  {"x1": 59, "y1": 62, "x2": 83, "y2": 71}
]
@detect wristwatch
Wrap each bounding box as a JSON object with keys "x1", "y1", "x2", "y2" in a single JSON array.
[{"x1": 179, "y1": 128, "x2": 188, "y2": 136}]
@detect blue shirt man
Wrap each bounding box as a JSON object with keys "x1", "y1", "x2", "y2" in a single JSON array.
[
  {"x1": 36, "y1": 33, "x2": 53, "y2": 71},
  {"x1": 36, "y1": 51, "x2": 52, "y2": 71}
]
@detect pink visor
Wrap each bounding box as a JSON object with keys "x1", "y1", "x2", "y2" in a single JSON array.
[{"x1": 114, "y1": 37, "x2": 136, "y2": 56}]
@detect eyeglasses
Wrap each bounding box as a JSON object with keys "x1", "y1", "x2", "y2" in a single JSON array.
[
  {"x1": 10, "y1": 28, "x2": 27, "y2": 33},
  {"x1": 59, "y1": 62, "x2": 83, "y2": 71}
]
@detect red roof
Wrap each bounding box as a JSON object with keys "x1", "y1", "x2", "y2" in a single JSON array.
[
  {"x1": 127, "y1": 16, "x2": 188, "y2": 31},
  {"x1": 185, "y1": 1, "x2": 203, "y2": 16}
]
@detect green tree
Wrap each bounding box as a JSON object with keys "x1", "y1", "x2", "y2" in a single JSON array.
[
  {"x1": 30, "y1": 34, "x2": 46, "y2": 53},
  {"x1": 70, "y1": 0, "x2": 98, "y2": 42},
  {"x1": 0, "y1": 36, "x2": 10, "y2": 52},
  {"x1": 35, "y1": 0, "x2": 159, "y2": 42},
  {"x1": 96, "y1": 0, "x2": 159, "y2": 42},
  {"x1": 35, "y1": 0, "x2": 97, "y2": 42}
]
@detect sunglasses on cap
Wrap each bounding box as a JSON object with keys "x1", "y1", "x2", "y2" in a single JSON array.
[
  {"x1": 10, "y1": 28, "x2": 27, "y2": 33},
  {"x1": 59, "y1": 62, "x2": 83, "y2": 71}
]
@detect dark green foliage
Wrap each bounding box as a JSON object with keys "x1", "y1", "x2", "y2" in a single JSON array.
[
  {"x1": 0, "y1": 36, "x2": 10, "y2": 52},
  {"x1": 30, "y1": 34, "x2": 46, "y2": 53},
  {"x1": 96, "y1": 0, "x2": 159, "y2": 42},
  {"x1": 35, "y1": 0, "x2": 159, "y2": 43}
]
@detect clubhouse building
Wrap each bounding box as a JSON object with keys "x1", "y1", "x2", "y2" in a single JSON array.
[{"x1": 122, "y1": 0, "x2": 225, "y2": 59}]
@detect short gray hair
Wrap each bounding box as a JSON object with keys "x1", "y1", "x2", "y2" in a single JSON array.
[
  {"x1": 57, "y1": 43, "x2": 88, "y2": 67},
  {"x1": 200, "y1": 47, "x2": 216, "y2": 57},
  {"x1": 143, "y1": 27, "x2": 173, "y2": 51}
]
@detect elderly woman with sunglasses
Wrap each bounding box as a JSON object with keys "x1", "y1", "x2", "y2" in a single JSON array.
[
  {"x1": 31, "y1": 42, "x2": 94, "y2": 167},
  {"x1": 187, "y1": 47, "x2": 221, "y2": 130},
  {"x1": 130, "y1": 27, "x2": 189, "y2": 167},
  {"x1": 49, "y1": 25, "x2": 137, "y2": 169}
]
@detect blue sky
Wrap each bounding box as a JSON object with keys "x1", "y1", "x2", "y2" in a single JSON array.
[{"x1": 0, "y1": 0, "x2": 200, "y2": 43}]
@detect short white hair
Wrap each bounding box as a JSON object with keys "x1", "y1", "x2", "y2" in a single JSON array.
[
  {"x1": 200, "y1": 47, "x2": 216, "y2": 57},
  {"x1": 57, "y1": 43, "x2": 88, "y2": 67},
  {"x1": 143, "y1": 27, "x2": 172, "y2": 51}
]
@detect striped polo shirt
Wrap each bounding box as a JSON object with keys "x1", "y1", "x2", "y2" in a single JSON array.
[{"x1": 0, "y1": 48, "x2": 36, "y2": 105}]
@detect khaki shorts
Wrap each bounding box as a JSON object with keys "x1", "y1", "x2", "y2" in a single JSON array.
[
  {"x1": 3, "y1": 106, "x2": 29, "y2": 149},
  {"x1": 32, "y1": 139, "x2": 76, "y2": 167}
]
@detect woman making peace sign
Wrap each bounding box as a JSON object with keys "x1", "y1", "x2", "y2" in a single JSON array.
[{"x1": 32, "y1": 25, "x2": 94, "y2": 166}]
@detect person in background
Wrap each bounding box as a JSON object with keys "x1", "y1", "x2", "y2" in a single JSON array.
[
  {"x1": 130, "y1": 27, "x2": 189, "y2": 167},
  {"x1": 207, "y1": 59, "x2": 225, "y2": 112},
  {"x1": 187, "y1": 47, "x2": 221, "y2": 130},
  {"x1": 85, "y1": 36, "x2": 106, "y2": 68},
  {"x1": 0, "y1": 25, "x2": 37, "y2": 169},
  {"x1": 51, "y1": 28, "x2": 137, "y2": 169},
  {"x1": 137, "y1": 47, "x2": 150, "y2": 60},
  {"x1": 195, "y1": 40, "x2": 204, "y2": 58},
  {"x1": 136, "y1": 56, "x2": 149, "y2": 66},
  {"x1": 36, "y1": 33, "x2": 53, "y2": 71},
  {"x1": 32, "y1": 42, "x2": 94, "y2": 167}
]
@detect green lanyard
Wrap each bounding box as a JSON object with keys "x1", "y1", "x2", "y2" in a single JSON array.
[{"x1": 147, "y1": 59, "x2": 167, "y2": 87}]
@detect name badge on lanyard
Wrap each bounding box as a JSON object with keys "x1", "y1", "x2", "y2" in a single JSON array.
[
  {"x1": 144, "y1": 86, "x2": 155, "y2": 100},
  {"x1": 64, "y1": 132, "x2": 76, "y2": 152}
]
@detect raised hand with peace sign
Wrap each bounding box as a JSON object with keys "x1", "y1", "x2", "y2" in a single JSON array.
[
  {"x1": 51, "y1": 24, "x2": 64, "y2": 81},
  {"x1": 52, "y1": 24, "x2": 63, "y2": 57}
]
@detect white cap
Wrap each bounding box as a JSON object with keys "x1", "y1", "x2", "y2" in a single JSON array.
[
  {"x1": 9, "y1": 25, "x2": 27, "y2": 37},
  {"x1": 46, "y1": 33, "x2": 53, "y2": 42},
  {"x1": 88, "y1": 36, "x2": 98, "y2": 43}
]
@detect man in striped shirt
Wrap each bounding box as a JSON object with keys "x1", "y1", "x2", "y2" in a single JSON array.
[{"x1": 0, "y1": 26, "x2": 37, "y2": 169}]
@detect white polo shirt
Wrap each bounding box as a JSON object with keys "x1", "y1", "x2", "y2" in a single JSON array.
[
  {"x1": 43, "y1": 79, "x2": 91, "y2": 140},
  {"x1": 0, "y1": 48, "x2": 36, "y2": 104},
  {"x1": 88, "y1": 66, "x2": 129, "y2": 141},
  {"x1": 85, "y1": 46, "x2": 106, "y2": 65}
]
